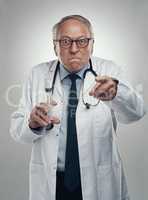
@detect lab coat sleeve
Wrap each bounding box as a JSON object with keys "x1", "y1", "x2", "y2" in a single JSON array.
[
  {"x1": 102, "y1": 61, "x2": 146, "y2": 124},
  {"x1": 10, "y1": 69, "x2": 44, "y2": 144}
]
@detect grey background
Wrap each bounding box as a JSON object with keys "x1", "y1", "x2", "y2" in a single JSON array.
[{"x1": 0, "y1": 0, "x2": 148, "y2": 199}]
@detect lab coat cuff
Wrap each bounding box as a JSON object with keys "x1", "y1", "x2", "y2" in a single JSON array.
[{"x1": 30, "y1": 124, "x2": 54, "y2": 135}]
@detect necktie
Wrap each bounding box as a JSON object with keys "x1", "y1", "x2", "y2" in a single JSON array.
[{"x1": 64, "y1": 73, "x2": 81, "y2": 192}]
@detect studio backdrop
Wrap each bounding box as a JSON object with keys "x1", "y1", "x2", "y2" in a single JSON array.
[{"x1": 0, "y1": 0, "x2": 147, "y2": 200}]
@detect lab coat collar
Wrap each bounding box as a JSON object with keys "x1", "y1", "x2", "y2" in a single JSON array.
[{"x1": 59, "y1": 62, "x2": 89, "y2": 81}]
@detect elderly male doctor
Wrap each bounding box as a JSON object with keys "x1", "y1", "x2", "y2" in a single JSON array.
[{"x1": 10, "y1": 15, "x2": 145, "y2": 200}]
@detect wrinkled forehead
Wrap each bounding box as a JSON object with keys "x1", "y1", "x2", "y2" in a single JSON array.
[{"x1": 57, "y1": 19, "x2": 91, "y2": 39}]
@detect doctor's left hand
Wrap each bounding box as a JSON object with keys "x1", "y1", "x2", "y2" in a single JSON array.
[{"x1": 89, "y1": 76, "x2": 119, "y2": 101}]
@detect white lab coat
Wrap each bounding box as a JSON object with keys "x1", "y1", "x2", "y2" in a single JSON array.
[{"x1": 10, "y1": 57, "x2": 145, "y2": 200}]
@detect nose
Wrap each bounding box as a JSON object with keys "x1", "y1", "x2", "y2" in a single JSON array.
[{"x1": 69, "y1": 41, "x2": 79, "y2": 53}]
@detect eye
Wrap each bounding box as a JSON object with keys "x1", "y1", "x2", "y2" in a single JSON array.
[
  {"x1": 78, "y1": 38, "x2": 88, "y2": 45},
  {"x1": 60, "y1": 39, "x2": 71, "y2": 46}
]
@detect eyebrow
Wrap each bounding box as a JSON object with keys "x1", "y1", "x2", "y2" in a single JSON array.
[{"x1": 59, "y1": 35, "x2": 91, "y2": 39}]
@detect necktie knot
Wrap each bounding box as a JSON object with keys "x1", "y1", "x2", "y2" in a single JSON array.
[{"x1": 68, "y1": 73, "x2": 80, "y2": 82}]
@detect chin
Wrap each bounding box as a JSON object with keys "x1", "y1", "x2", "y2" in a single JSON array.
[{"x1": 67, "y1": 61, "x2": 84, "y2": 72}]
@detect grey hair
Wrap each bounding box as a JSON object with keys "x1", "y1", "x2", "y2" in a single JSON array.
[{"x1": 52, "y1": 15, "x2": 94, "y2": 40}]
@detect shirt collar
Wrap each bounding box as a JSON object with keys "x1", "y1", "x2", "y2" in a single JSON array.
[{"x1": 59, "y1": 62, "x2": 89, "y2": 81}]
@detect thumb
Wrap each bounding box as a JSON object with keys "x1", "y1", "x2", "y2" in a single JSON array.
[{"x1": 50, "y1": 116, "x2": 60, "y2": 124}]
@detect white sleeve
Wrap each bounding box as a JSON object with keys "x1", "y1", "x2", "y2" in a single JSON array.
[
  {"x1": 9, "y1": 69, "x2": 44, "y2": 144},
  {"x1": 108, "y1": 80, "x2": 146, "y2": 124},
  {"x1": 102, "y1": 61, "x2": 146, "y2": 124}
]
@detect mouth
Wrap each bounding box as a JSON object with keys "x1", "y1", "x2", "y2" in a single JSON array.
[{"x1": 69, "y1": 58, "x2": 81, "y2": 62}]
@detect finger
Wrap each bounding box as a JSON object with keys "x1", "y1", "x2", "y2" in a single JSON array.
[
  {"x1": 96, "y1": 87, "x2": 117, "y2": 101},
  {"x1": 99, "y1": 93, "x2": 114, "y2": 101},
  {"x1": 89, "y1": 82, "x2": 102, "y2": 96},
  {"x1": 90, "y1": 76, "x2": 117, "y2": 97},
  {"x1": 31, "y1": 112, "x2": 49, "y2": 127},
  {"x1": 37, "y1": 101, "x2": 58, "y2": 112},
  {"x1": 108, "y1": 87, "x2": 117, "y2": 99},
  {"x1": 89, "y1": 81, "x2": 112, "y2": 97},
  {"x1": 94, "y1": 81, "x2": 114, "y2": 97},
  {"x1": 89, "y1": 77, "x2": 113, "y2": 96},
  {"x1": 35, "y1": 109, "x2": 50, "y2": 123},
  {"x1": 95, "y1": 90, "x2": 109, "y2": 99},
  {"x1": 49, "y1": 116, "x2": 60, "y2": 124},
  {"x1": 96, "y1": 76, "x2": 118, "y2": 88},
  {"x1": 95, "y1": 76, "x2": 110, "y2": 83},
  {"x1": 36, "y1": 103, "x2": 49, "y2": 115},
  {"x1": 29, "y1": 107, "x2": 49, "y2": 128}
]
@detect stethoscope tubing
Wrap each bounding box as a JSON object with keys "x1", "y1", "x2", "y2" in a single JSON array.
[
  {"x1": 51, "y1": 59, "x2": 97, "y2": 94},
  {"x1": 47, "y1": 58, "x2": 98, "y2": 109}
]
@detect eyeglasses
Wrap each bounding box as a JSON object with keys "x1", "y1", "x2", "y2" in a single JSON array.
[{"x1": 53, "y1": 37, "x2": 94, "y2": 48}]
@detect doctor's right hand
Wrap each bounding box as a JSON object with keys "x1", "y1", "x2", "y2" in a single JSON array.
[{"x1": 28, "y1": 102, "x2": 60, "y2": 129}]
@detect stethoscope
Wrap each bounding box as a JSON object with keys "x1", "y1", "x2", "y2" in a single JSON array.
[{"x1": 45, "y1": 59, "x2": 100, "y2": 109}]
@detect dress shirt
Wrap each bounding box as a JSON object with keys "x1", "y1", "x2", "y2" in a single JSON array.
[{"x1": 57, "y1": 63, "x2": 88, "y2": 171}]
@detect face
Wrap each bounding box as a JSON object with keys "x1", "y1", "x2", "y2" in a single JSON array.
[{"x1": 54, "y1": 19, "x2": 94, "y2": 72}]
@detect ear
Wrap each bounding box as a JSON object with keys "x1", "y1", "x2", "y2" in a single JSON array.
[
  {"x1": 91, "y1": 40, "x2": 94, "y2": 54},
  {"x1": 53, "y1": 42, "x2": 58, "y2": 56}
]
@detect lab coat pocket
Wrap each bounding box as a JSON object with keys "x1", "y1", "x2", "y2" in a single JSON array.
[
  {"x1": 97, "y1": 163, "x2": 121, "y2": 200},
  {"x1": 29, "y1": 163, "x2": 49, "y2": 200},
  {"x1": 94, "y1": 135, "x2": 113, "y2": 166},
  {"x1": 93, "y1": 103, "x2": 113, "y2": 138}
]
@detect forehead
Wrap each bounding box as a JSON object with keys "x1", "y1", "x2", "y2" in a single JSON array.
[{"x1": 57, "y1": 19, "x2": 91, "y2": 38}]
